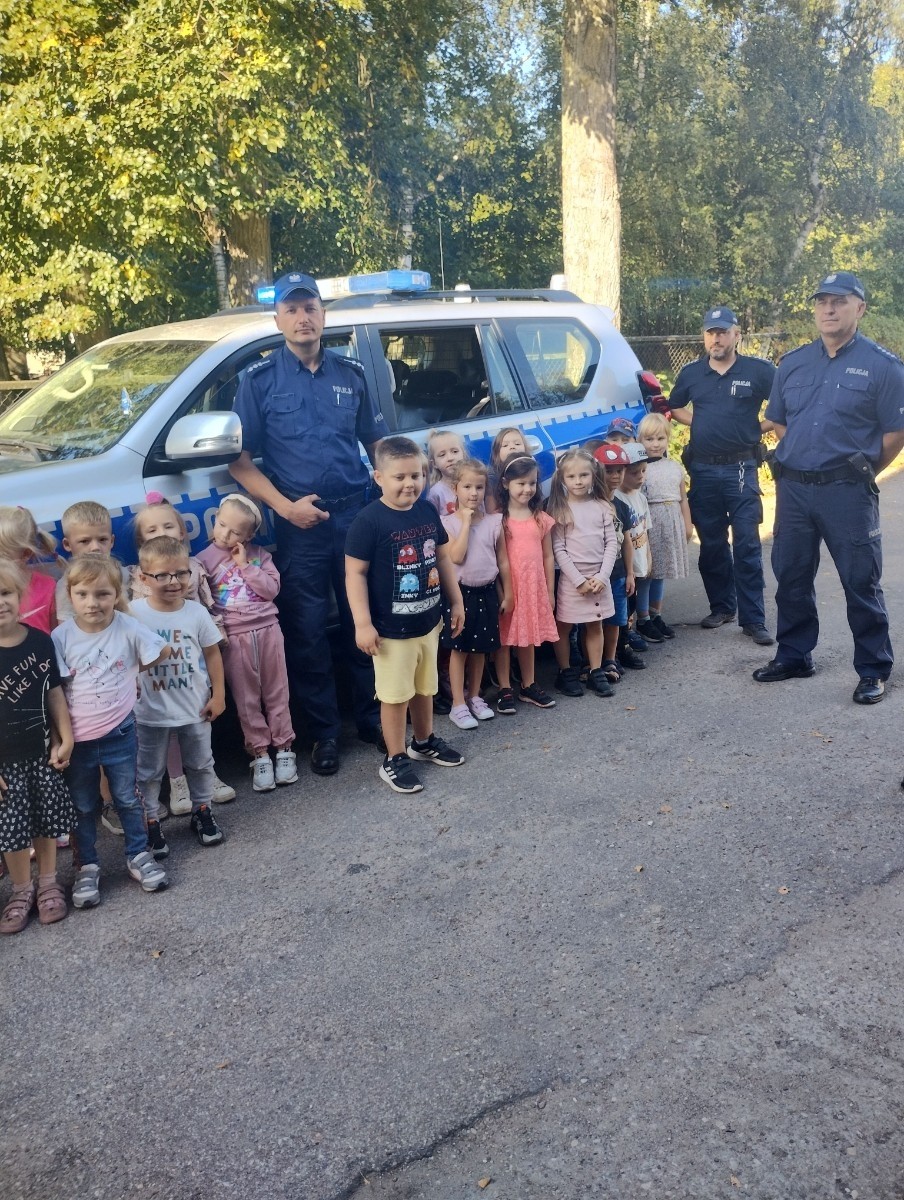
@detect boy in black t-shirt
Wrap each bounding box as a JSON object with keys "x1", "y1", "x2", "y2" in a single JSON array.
[{"x1": 346, "y1": 437, "x2": 466, "y2": 793}]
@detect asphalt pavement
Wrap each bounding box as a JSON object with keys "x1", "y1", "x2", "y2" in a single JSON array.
[{"x1": 3, "y1": 474, "x2": 904, "y2": 1200}]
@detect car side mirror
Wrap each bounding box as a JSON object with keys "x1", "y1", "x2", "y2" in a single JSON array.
[{"x1": 164, "y1": 412, "x2": 242, "y2": 460}]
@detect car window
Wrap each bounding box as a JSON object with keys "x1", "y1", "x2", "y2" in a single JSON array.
[
  {"x1": 501, "y1": 318, "x2": 599, "y2": 409},
  {"x1": 378, "y1": 324, "x2": 522, "y2": 431},
  {"x1": 180, "y1": 330, "x2": 357, "y2": 418},
  {"x1": 0, "y1": 340, "x2": 212, "y2": 462}
]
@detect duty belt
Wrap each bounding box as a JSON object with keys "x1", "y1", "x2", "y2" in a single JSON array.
[
  {"x1": 693, "y1": 448, "x2": 758, "y2": 465},
  {"x1": 774, "y1": 464, "x2": 859, "y2": 485}
]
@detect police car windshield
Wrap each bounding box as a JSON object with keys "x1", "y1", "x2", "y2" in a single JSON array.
[{"x1": 0, "y1": 340, "x2": 211, "y2": 462}]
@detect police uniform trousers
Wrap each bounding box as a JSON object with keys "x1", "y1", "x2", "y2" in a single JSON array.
[
  {"x1": 688, "y1": 461, "x2": 766, "y2": 627},
  {"x1": 771, "y1": 477, "x2": 892, "y2": 678},
  {"x1": 274, "y1": 508, "x2": 380, "y2": 741}
]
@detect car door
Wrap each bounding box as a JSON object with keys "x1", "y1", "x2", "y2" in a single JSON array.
[{"x1": 362, "y1": 319, "x2": 556, "y2": 480}]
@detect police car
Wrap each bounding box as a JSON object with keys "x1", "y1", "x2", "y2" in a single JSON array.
[{"x1": 0, "y1": 270, "x2": 660, "y2": 555}]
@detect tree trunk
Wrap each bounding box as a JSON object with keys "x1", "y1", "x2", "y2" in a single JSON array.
[
  {"x1": 619, "y1": 0, "x2": 655, "y2": 173},
  {"x1": 225, "y1": 212, "x2": 273, "y2": 306},
  {"x1": 201, "y1": 208, "x2": 230, "y2": 310},
  {"x1": 561, "y1": 0, "x2": 621, "y2": 321}
]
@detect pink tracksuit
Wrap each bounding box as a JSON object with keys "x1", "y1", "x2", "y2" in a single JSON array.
[{"x1": 196, "y1": 544, "x2": 295, "y2": 754}]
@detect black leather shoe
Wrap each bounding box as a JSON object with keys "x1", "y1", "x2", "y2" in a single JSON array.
[
  {"x1": 742, "y1": 624, "x2": 775, "y2": 646},
  {"x1": 752, "y1": 659, "x2": 815, "y2": 683},
  {"x1": 311, "y1": 738, "x2": 340, "y2": 775},
  {"x1": 701, "y1": 610, "x2": 736, "y2": 629},
  {"x1": 853, "y1": 677, "x2": 885, "y2": 705},
  {"x1": 357, "y1": 725, "x2": 387, "y2": 754}
]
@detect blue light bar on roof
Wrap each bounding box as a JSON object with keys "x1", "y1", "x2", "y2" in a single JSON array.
[{"x1": 255, "y1": 269, "x2": 431, "y2": 306}]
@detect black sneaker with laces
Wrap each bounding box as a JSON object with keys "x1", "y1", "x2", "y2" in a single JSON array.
[
  {"x1": 147, "y1": 820, "x2": 169, "y2": 860},
  {"x1": 518, "y1": 682, "x2": 556, "y2": 708},
  {"x1": 650, "y1": 613, "x2": 675, "y2": 639},
  {"x1": 496, "y1": 687, "x2": 516, "y2": 715},
  {"x1": 379, "y1": 753, "x2": 424, "y2": 793},
  {"x1": 407, "y1": 734, "x2": 465, "y2": 767},
  {"x1": 190, "y1": 804, "x2": 224, "y2": 847},
  {"x1": 617, "y1": 645, "x2": 647, "y2": 670}
]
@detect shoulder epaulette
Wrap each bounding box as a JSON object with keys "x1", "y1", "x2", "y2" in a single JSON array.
[
  {"x1": 246, "y1": 356, "x2": 275, "y2": 374},
  {"x1": 332, "y1": 353, "x2": 366, "y2": 376},
  {"x1": 869, "y1": 340, "x2": 903, "y2": 366}
]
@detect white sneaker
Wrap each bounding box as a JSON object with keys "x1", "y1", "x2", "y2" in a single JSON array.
[
  {"x1": 168, "y1": 774, "x2": 192, "y2": 815},
  {"x1": 274, "y1": 750, "x2": 298, "y2": 785},
  {"x1": 251, "y1": 755, "x2": 276, "y2": 792},
  {"x1": 449, "y1": 703, "x2": 478, "y2": 730},
  {"x1": 212, "y1": 775, "x2": 236, "y2": 804},
  {"x1": 468, "y1": 696, "x2": 495, "y2": 721}
]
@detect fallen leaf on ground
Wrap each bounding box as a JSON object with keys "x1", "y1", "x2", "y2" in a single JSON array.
[
  {"x1": 437, "y1": 826, "x2": 450, "y2": 835},
  {"x1": 216, "y1": 1061, "x2": 231, "y2": 1069},
  {"x1": 625, "y1": 705, "x2": 636, "y2": 711},
  {"x1": 478, "y1": 1180, "x2": 492, "y2": 1190},
  {"x1": 730, "y1": 1176, "x2": 741, "y2": 1188},
  {"x1": 634, "y1": 864, "x2": 644, "y2": 873},
  {"x1": 151, "y1": 949, "x2": 163, "y2": 958},
  {"x1": 659, "y1": 804, "x2": 672, "y2": 814},
  {"x1": 723, "y1": 803, "x2": 731, "y2": 809},
  {"x1": 778, "y1": 886, "x2": 790, "y2": 895}
]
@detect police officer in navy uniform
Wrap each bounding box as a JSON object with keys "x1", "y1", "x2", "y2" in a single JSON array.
[
  {"x1": 230, "y1": 272, "x2": 386, "y2": 773},
  {"x1": 670, "y1": 306, "x2": 777, "y2": 645},
  {"x1": 753, "y1": 271, "x2": 904, "y2": 704}
]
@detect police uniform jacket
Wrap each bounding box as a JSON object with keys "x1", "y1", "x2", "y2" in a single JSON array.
[
  {"x1": 766, "y1": 334, "x2": 904, "y2": 472},
  {"x1": 669, "y1": 353, "x2": 775, "y2": 458},
  {"x1": 233, "y1": 345, "x2": 386, "y2": 499}
]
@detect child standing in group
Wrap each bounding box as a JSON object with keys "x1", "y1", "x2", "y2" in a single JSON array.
[
  {"x1": 637, "y1": 413, "x2": 692, "y2": 639},
  {"x1": 0, "y1": 506, "x2": 61, "y2": 633},
  {"x1": 52, "y1": 557, "x2": 170, "y2": 907},
  {"x1": 54, "y1": 500, "x2": 131, "y2": 623},
  {"x1": 197, "y1": 494, "x2": 297, "y2": 793},
  {"x1": 594, "y1": 443, "x2": 645, "y2": 675},
  {"x1": 617, "y1": 444, "x2": 657, "y2": 643},
  {"x1": 0, "y1": 560, "x2": 75, "y2": 934},
  {"x1": 346, "y1": 436, "x2": 466, "y2": 794},
  {"x1": 426, "y1": 429, "x2": 467, "y2": 516},
  {"x1": 132, "y1": 536, "x2": 226, "y2": 857},
  {"x1": 494, "y1": 453, "x2": 559, "y2": 714},
  {"x1": 485, "y1": 427, "x2": 530, "y2": 514},
  {"x1": 441, "y1": 459, "x2": 511, "y2": 729},
  {"x1": 130, "y1": 493, "x2": 234, "y2": 811},
  {"x1": 548, "y1": 449, "x2": 617, "y2": 698}
]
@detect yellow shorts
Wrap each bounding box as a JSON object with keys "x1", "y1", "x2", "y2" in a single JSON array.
[{"x1": 373, "y1": 622, "x2": 442, "y2": 705}]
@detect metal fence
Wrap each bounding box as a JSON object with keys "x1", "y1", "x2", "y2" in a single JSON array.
[{"x1": 627, "y1": 333, "x2": 789, "y2": 379}]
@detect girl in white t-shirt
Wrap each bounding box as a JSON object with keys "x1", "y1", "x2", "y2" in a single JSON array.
[
  {"x1": 51, "y1": 557, "x2": 170, "y2": 909},
  {"x1": 440, "y1": 459, "x2": 512, "y2": 729}
]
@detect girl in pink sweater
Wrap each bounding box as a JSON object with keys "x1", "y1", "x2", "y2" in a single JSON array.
[{"x1": 197, "y1": 495, "x2": 296, "y2": 793}]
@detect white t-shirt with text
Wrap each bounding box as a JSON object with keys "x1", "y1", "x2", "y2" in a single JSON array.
[{"x1": 131, "y1": 598, "x2": 222, "y2": 727}]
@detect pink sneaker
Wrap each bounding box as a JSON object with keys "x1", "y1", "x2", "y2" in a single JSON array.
[
  {"x1": 467, "y1": 696, "x2": 495, "y2": 721},
  {"x1": 449, "y1": 703, "x2": 478, "y2": 730}
]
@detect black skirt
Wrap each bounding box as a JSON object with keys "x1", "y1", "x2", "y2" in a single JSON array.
[{"x1": 441, "y1": 582, "x2": 501, "y2": 653}]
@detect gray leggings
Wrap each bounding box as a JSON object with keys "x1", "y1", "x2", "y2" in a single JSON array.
[{"x1": 137, "y1": 722, "x2": 215, "y2": 814}]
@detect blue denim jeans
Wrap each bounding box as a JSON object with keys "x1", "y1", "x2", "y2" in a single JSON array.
[{"x1": 67, "y1": 715, "x2": 147, "y2": 864}]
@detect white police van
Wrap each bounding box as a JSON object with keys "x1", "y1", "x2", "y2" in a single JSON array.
[{"x1": 0, "y1": 271, "x2": 659, "y2": 556}]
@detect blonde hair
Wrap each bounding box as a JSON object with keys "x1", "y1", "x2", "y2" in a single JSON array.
[
  {"x1": 0, "y1": 505, "x2": 58, "y2": 565},
  {"x1": 451, "y1": 458, "x2": 488, "y2": 486},
  {"x1": 138, "y1": 536, "x2": 189, "y2": 570},
  {"x1": 0, "y1": 557, "x2": 30, "y2": 598},
  {"x1": 637, "y1": 412, "x2": 671, "y2": 442},
  {"x1": 133, "y1": 494, "x2": 187, "y2": 547},
  {"x1": 546, "y1": 449, "x2": 606, "y2": 531},
  {"x1": 64, "y1": 556, "x2": 129, "y2": 612},
  {"x1": 426, "y1": 429, "x2": 466, "y2": 484},
  {"x1": 218, "y1": 494, "x2": 262, "y2": 533},
  {"x1": 61, "y1": 500, "x2": 112, "y2": 533}
]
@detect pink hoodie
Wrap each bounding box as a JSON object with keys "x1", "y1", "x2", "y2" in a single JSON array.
[{"x1": 196, "y1": 544, "x2": 281, "y2": 636}]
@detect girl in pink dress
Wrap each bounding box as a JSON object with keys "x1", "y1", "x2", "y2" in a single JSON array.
[
  {"x1": 0, "y1": 505, "x2": 61, "y2": 634},
  {"x1": 494, "y1": 454, "x2": 559, "y2": 714},
  {"x1": 547, "y1": 450, "x2": 618, "y2": 699}
]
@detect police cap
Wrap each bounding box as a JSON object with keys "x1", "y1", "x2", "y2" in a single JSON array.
[
  {"x1": 702, "y1": 306, "x2": 739, "y2": 331},
  {"x1": 809, "y1": 271, "x2": 866, "y2": 301},
  {"x1": 273, "y1": 272, "x2": 322, "y2": 305}
]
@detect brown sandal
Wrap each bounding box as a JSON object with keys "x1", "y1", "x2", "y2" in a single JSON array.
[
  {"x1": 36, "y1": 878, "x2": 67, "y2": 926},
  {"x1": 0, "y1": 884, "x2": 36, "y2": 935}
]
